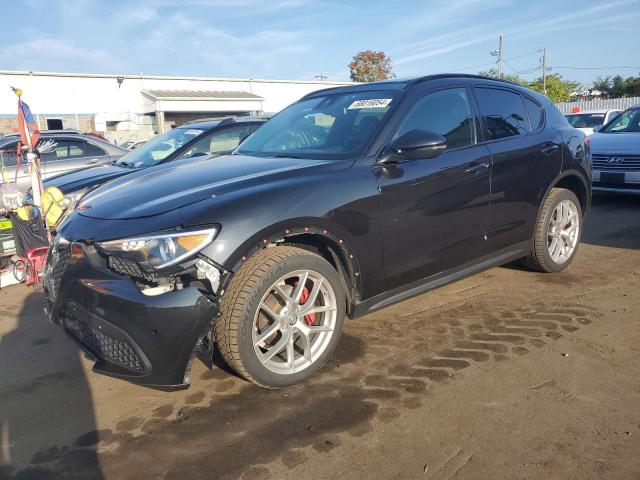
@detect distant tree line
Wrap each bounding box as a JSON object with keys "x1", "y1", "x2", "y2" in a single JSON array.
[
  {"x1": 478, "y1": 69, "x2": 581, "y2": 103},
  {"x1": 591, "y1": 75, "x2": 640, "y2": 98}
]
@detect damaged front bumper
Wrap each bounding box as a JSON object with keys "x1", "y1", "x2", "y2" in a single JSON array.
[{"x1": 43, "y1": 240, "x2": 219, "y2": 390}]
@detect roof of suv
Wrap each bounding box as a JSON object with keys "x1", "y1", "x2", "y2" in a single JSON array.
[
  {"x1": 180, "y1": 116, "x2": 269, "y2": 129},
  {"x1": 302, "y1": 74, "x2": 528, "y2": 99}
]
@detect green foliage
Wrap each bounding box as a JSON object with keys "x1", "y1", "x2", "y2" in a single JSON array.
[
  {"x1": 478, "y1": 69, "x2": 580, "y2": 103},
  {"x1": 349, "y1": 50, "x2": 394, "y2": 83},
  {"x1": 528, "y1": 75, "x2": 581, "y2": 103},
  {"x1": 591, "y1": 75, "x2": 640, "y2": 97}
]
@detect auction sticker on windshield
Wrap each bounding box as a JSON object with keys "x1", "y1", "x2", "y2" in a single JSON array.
[
  {"x1": 348, "y1": 99, "x2": 392, "y2": 109},
  {"x1": 183, "y1": 129, "x2": 204, "y2": 135}
]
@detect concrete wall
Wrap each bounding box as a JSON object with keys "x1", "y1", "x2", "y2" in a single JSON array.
[{"x1": 0, "y1": 70, "x2": 349, "y2": 134}]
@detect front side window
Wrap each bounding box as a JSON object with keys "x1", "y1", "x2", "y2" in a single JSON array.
[
  {"x1": 393, "y1": 88, "x2": 475, "y2": 150},
  {"x1": 602, "y1": 109, "x2": 640, "y2": 133},
  {"x1": 475, "y1": 88, "x2": 530, "y2": 140},
  {"x1": 237, "y1": 91, "x2": 398, "y2": 159},
  {"x1": 116, "y1": 126, "x2": 210, "y2": 168},
  {"x1": 177, "y1": 126, "x2": 253, "y2": 160}
]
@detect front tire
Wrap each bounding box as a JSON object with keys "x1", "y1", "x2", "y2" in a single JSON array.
[
  {"x1": 523, "y1": 187, "x2": 582, "y2": 273},
  {"x1": 214, "y1": 246, "x2": 346, "y2": 388}
]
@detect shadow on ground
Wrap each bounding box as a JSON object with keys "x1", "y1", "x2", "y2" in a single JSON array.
[{"x1": 0, "y1": 291, "x2": 103, "y2": 480}]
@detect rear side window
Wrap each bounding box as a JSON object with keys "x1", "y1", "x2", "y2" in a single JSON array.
[
  {"x1": 475, "y1": 88, "x2": 530, "y2": 140},
  {"x1": 523, "y1": 96, "x2": 543, "y2": 131},
  {"x1": 394, "y1": 88, "x2": 475, "y2": 150}
]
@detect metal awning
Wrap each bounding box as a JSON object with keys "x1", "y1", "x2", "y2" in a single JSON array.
[
  {"x1": 142, "y1": 90, "x2": 263, "y2": 101},
  {"x1": 141, "y1": 89, "x2": 264, "y2": 116}
]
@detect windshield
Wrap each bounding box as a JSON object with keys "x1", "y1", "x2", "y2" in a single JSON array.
[
  {"x1": 566, "y1": 113, "x2": 606, "y2": 128},
  {"x1": 116, "y1": 126, "x2": 209, "y2": 168},
  {"x1": 237, "y1": 91, "x2": 399, "y2": 159},
  {"x1": 602, "y1": 109, "x2": 640, "y2": 133}
]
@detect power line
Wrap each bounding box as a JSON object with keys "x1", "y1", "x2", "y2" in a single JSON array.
[
  {"x1": 551, "y1": 66, "x2": 640, "y2": 70},
  {"x1": 504, "y1": 49, "x2": 542, "y2": 61}
]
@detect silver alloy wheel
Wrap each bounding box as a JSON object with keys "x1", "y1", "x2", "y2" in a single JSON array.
[
  {"x1": 547, "y1": 199, "x2": 580, "y2": 264},
  {"x1": 252, "y1": 269, "x2": 338, "y2": 375}
]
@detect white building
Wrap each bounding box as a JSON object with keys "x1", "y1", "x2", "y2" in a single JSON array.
[{"x1": 0, "y1": 70, "x2": 349, "y2": 143}]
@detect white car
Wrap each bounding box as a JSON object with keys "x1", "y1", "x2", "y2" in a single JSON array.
[{"x1": 565, "y1": 109, "x2": 622, "y2": 135}]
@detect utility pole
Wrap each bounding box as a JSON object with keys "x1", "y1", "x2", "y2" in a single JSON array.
[
  {"x1": 314, "y1": 74, "x2": 328, "y2": 81},
  {"x1": 491, "y1": 35, "x2": 504, "y2": 79},
  {"x1": 541, "y1": 48, "x2": 547, "y2": 95},
  {"x1": 498, "y1": 35, "x2": 503, "y2": 79}
]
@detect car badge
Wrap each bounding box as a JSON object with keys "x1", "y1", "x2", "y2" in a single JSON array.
[{"x1": 607, "y1": 157, "x2": 624, "y2": 164}]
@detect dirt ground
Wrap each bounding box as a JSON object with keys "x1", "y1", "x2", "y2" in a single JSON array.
[{"x1": 1, "y1": 191, "x2": 639, "y2": 480}]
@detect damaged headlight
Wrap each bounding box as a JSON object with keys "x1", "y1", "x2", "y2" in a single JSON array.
[{"x1": 96, "y1": 227, "x2": 217, "y2": 271}]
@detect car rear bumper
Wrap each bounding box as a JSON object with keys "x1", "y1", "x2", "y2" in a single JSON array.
[{"x1": 43, "y1": 241, "x2": 218, "y2": 390}]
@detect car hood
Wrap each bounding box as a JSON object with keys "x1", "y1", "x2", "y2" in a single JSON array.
[
  {"x1": 44, "y1": 163, "x2": 138, "y2": 194},
  {"x1": 78, "y1": 154, "x2": 346, "y2": 220},
  {"x1": 589, "y1": 132, "x2": 640, "y2": 154}
]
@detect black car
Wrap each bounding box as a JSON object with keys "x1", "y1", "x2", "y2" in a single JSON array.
[
  {"x1": 42, "y1": 117, "x2": 267, "y2": 205},
  {"x1": 44, "y1": 74, "x2": 591, "y2": 390}
]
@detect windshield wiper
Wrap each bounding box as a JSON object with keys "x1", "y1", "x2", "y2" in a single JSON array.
[{"x1": 272, "y1": 153, "x2": 303, "y2": 159}]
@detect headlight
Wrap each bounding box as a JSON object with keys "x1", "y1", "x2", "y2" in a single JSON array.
[
  {"x1": 62, "y1": 189, "x2": 89, "y2": 209},
  {"x1": 56, "y1": 188, "x2": 90, "y2": 229},
  {"x1": 96, "y1": 228, "x2": 218, "y2": 271}
]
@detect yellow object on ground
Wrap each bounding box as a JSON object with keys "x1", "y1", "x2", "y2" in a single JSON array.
[{"x1": 41, "y1": 186, "x2": 65, "y2": 227}]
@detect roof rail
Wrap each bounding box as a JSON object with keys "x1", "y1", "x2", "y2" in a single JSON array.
[{"x1": 4, "y1": 129, "x2": 83, "y2": 137}]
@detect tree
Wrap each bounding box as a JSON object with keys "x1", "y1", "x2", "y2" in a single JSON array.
[
  {"x1": 478, "y1": 69, "x2": 527, "y2": 86},
  {"x1": 479, "y1": 69, "x2": 580, "y2": 102},
  {"x1": 349, "y1": 50, "x2": 394, "y2": 83},
  {"x1": 528, "y1": 74, "x2": 581, "y2": 103}
]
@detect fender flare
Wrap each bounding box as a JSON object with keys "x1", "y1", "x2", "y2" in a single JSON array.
[{"x1": 222, "y1": 218, "x2": 363, "y2": 307}]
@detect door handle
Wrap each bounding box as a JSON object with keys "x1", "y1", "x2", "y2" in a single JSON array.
[
  {"x1": 464, "y1": 162, "x2": 490, "y2": 175},
  {"x1": 85, "y1": 158, "x2": 99, "y2": 165},
  {"x1": 541, "y1": 145, "x2": 559, "y2": 156}
]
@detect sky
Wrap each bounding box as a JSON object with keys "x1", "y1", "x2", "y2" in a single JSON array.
[{"x1": 1, "y1": 0, "x2": 639, "y2": 87}]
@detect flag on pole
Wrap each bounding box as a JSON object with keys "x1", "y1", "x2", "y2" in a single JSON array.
[{"x1": 17, "y1": 98, "x2": 40, "y2": 150}]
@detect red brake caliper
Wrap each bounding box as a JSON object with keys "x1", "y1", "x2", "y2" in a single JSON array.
[{"x1": 290, "y1": 280, "x2": 316, "y2": 326}]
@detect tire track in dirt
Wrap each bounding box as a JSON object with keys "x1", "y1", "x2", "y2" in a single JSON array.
[{"x1": 362, "y1": 302, "x2": 597, "y2": 394}]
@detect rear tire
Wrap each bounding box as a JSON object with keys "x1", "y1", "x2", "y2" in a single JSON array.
[
  {"x1": 522, "y1": 187, "x2": 582, "y2": 273},
  {"x1": 214, "y1": 246, "x2": 345, "y2": 388}
]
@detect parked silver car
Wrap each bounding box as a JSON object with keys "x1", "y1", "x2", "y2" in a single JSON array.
[
  {"x1": 0, "y1": 130, "x2": 127, "y2": 193},
  {"x1": 590, "y1": 105, "x2": 640, "y2": 192}
]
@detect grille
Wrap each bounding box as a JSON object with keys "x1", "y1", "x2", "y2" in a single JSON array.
[
  {"x1": 108, "y1": 256, "x2": 156, "y2": 283},
  {"x1": 47, "y1": 243, "x2": 71, "y2": 302},
  {"x1": 593, "y1": 154, "x2": 640, "y2": 172},
  {"x1": 64, "y1": 313, "x2": 146, "y2": 372}
]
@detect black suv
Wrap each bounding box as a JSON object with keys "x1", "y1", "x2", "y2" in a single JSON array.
[
  {"x1": 41, "y1": 117, "x2": 267, "y2": 206},
  {"x1": 44, "y1": 75, "x2": 591, "y2": 390}
]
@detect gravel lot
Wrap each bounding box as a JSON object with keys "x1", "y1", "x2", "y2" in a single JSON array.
[{"x1": 1, "y1": 192, "x2": 639, "y2": 480}]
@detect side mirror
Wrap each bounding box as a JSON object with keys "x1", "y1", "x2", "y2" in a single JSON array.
[
  {"x1": 592, "y1": 125, "x2": 601, "y2": 133},
  {"x1": 380, "y1": 129, "x2": 447, "y2": 163}
]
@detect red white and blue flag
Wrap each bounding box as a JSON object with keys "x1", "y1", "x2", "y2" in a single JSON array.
[{"x1": 17, "y1": 99, "x2": 40, "y2": 149}]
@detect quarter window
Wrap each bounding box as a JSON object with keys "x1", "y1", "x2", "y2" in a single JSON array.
[
  {"x1": 523, "y1": 96, "x2": 544, "y2": 131},
  {"x1": 475, "y1": 88, "x2": 530, "y2": 140},
  {"x1": 394, "y1": 88, "x2": 475, "y2": 150}
]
